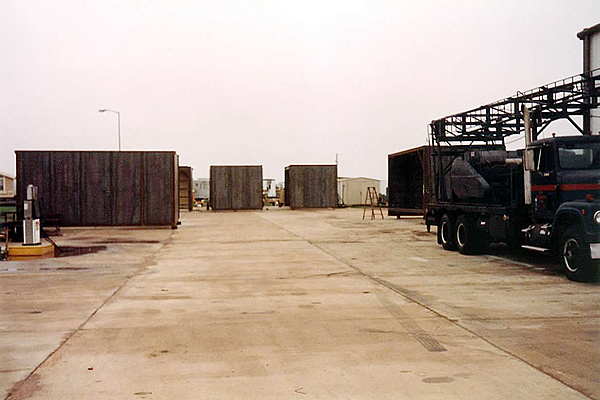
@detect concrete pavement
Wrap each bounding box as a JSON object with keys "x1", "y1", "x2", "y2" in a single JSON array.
[{"x1": 1, "y1": 208, "x2": 599, "y2": 399}]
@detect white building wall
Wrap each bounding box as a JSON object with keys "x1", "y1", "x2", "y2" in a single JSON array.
[
  {"x1": 263, "y1": 179, "x2": 276, "y2": 198},
  {"x1": 590, "y1": 32, "x2": 600, "y2": 135},
  {"x1": 193, "y1": 179, "x2": 210, "y2": 199},
  {"x1": 0, "y1": 175, "x2": 15, "y2": 198},
  {"x1": 338, "y1": 178, "x2": 380, "y2": 206}
]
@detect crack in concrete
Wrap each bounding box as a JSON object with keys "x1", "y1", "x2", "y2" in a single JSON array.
[{"x1": 0, "y1": 369, "x2": 31, "y2": 374}]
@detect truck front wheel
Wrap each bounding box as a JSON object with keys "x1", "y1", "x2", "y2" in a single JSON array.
[
  {"x1": 439, "y1": 214, "x2": 456, "y2": 251},
  {"x1": 561, "y1": 226, "x2": 597, "y2": 282}
]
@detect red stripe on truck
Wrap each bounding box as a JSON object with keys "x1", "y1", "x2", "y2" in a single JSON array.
[{"x1": 532, "y1": 184, "x2": 600, "y2": 192}]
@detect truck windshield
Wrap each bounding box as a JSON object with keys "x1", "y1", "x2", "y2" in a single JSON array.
[{"x1": 558, "y1": 142, "x2": 600, "y2": 170}]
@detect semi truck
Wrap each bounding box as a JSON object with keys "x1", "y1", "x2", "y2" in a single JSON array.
[{"x1": 424, "y1": 70, "x2": 600, "y2": 281}]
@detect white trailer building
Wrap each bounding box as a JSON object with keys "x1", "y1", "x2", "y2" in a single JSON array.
[
  {"x1": 0, "y1": 172, "x2": 15, "y2": 198},
  {"x1": 193, "y1": 178, "x2": 209, "y2": 200},
  {"x1": 338, "y1": 177, "x2": 380, "y2": 206}
]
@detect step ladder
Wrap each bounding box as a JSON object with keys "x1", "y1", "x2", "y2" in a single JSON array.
[{"x1": 363, "y1": 186, "x2": 384, "y2": 220}]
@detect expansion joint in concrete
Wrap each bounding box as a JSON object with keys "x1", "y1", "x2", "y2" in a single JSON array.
[
  {"x1": 308, "y1": 242, "x2": 594, "y2": 400},
  {"x1": 4, "y1": 233, "x2": 176, "y2": 400}
]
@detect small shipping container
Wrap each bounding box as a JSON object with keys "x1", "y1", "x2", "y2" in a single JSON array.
[
  {"x1": 209, "y1": 166, "x2": 263, "y2": 210},
  {"x1": 388, "y1": 146, "x2": 433, "y2": 216},
  {"x1": 16, "y1": 151, "x2": 179, "y2": 227},
  {"x1": 179, "y1": 166, "x2": 194, "y2": 211},
  {"x1": 284, "y1": 165, "x2": 338, "y2": 209}
]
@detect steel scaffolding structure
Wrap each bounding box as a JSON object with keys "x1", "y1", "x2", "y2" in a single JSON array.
[{"x1": 430, "y1": 69, "x2": 600, "y2": 145}]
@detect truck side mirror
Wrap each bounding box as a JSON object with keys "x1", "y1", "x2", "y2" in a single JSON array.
[{"x1": 524, "y1": 148, "x2": 536, "y2": 171}]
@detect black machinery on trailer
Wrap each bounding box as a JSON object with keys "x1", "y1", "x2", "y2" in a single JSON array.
[{"x1": 426, "y1": 69, "x2": 600, "y2": 281}]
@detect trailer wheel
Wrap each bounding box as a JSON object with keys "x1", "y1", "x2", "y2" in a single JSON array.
[
  {"x1": 455, "y1": 214, "x2": 481, "y2": 255},
  {"x1": 561, "y1": 226, "x2": 597, "y2": 282},
  {"x1": 439, "y1": 214, "x2": 456, "y2": 251}
]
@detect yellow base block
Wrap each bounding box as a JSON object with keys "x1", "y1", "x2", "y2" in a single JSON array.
[{"x1": 8, "y1": 241, "x2": 55, "y2": 260}]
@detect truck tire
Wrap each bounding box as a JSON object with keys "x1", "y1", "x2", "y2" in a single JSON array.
[
  {"x1": 455, "y1": 214, "x2": 482, "y2": 255},
  {"x1": 439, "y1": 214, "x2": 456, "y2": 251},
  {"x1": 560, "y1": 226, "x2": 597, "y2": 282}
]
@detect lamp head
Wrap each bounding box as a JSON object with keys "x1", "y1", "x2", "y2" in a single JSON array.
[{"x1": 98, "y1": 109, "x2": 107, "y2": 112}]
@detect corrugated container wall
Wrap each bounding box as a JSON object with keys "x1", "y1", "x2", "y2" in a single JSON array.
[
  {"x1": 209, "y1": 166, "x2": 263, "y2": 210},
  {"x1": 284, "y1": 165, "x2": 338, "y2": 209},
  {"x1": 16, "y1": 151, "x2": 179, "y2": 227},
  {"x1": 178, "y1": 166, "x2": 193, "y2": 211}
]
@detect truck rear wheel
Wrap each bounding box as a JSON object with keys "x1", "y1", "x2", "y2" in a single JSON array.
[
  {"x1": 439, "y1": 214, "x2": 456, "y2": 251},
  {"x1": 561, "y1": 226, "x2": 597, "y2": 282},
  {"x1": 455, "y1": 214, "x2": 482, "y2": 255}
]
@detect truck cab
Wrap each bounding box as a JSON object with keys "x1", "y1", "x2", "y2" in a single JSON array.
[{"x1": 525, "y1": 135, "x2": 600, "y2": 280}]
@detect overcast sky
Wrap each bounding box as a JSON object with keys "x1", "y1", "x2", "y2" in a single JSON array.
[{"x1": 1, "y1": 1, "x2": 598, "y2": 182}]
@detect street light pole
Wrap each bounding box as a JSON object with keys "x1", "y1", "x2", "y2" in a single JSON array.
[{"x1": 98, "y1": 108, "x2": 121, "y2": 151}]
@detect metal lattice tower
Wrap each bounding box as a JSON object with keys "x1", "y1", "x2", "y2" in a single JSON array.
[{"x1": 430, "y1": 69, "x2": 600, "y2": 146}]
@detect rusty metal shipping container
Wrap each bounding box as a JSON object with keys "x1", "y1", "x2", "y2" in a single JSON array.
[
  {"x1": 16, "y1": 151, "x2": 179, "y2": 227},
  {"x1": 209, "y1": 166, "x2": 263, "y2": 210},
  {"x1": 388, "y1": 146, "x2": 433, "y2": 216},
  {"x1": 388, "y1": 145, "x2": 468, "y2": 216},
  {"x1": 179, "y1": 166, "x2": 193, "y2": 211},
  {"x1": 284, "y1": 165, "x2": 338, "y2": 209}
]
